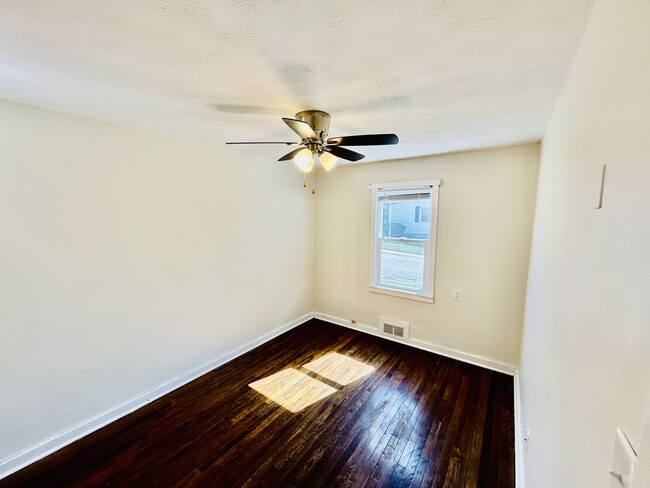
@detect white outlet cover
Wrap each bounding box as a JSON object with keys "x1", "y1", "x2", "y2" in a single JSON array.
[{"x1": 610, "y1": 427, "x2": 637, "y2": 488}]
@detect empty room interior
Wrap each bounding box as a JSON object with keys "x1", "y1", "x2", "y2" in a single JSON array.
[{"x1": 1, "y1": 1, "x2": 649, "y2": 487}]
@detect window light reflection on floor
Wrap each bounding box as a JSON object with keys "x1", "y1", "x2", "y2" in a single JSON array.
[
  {"x1": 302, "y1": 352, "x2": 375, "y2": 386},
  {"x1": 248, "y1": 354, "x2": 375, "y2": 413},
  {"x1": 248, "y1": 368, "x2": 337, "y2": 413}
]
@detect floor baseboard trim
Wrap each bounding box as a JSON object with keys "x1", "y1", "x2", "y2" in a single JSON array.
[
  {"x1": 0, "y1": 312, "x2": 315, "y2": 481},
  {"x1": 314, "y1": 312, "x2": 516, "y2": 376}
]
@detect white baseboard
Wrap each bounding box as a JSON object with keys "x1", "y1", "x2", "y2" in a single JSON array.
[
  {"x1": 514, "y1": 369, "x2": 526, "y2": 487},
  {"x1": 0, "y1": 312, "x2": 315, "y2": 481},
  {"x1": 314, "y1": 312, "x2": 516, "y2": 376}
]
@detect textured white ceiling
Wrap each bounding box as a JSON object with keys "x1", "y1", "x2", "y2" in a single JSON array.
[{"x1": 0, "y1": 0, "x2": 595, "y2": 162}]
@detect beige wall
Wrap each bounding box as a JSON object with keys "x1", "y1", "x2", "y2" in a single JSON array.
[
  {"x1": 315, "y1": 144, "x2": 539, "y2": 367},
  {"x1": 519, "y1": 0, "x2": 650, "y2": 486},
  {"x1": 0, "y1": 99, "x2": 314, "y2": 462},
  {"x1": 635, "y1": 395, "x2": 650, "y2": 487}
]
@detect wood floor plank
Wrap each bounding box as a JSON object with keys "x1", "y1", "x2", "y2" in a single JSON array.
[{"x1": 1, "y1": 319, "x2": 515, "y2": 488}]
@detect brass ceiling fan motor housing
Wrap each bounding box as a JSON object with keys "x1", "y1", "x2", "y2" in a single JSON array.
[{"x1": 295, "y1": 110, "x2": 331, "y2": 142}]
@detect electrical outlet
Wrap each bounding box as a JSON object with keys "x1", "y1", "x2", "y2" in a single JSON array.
[
  {"x1": 359, "y1": 275, "x2": 365, "y2": 285},
  {"x1": 453, "y1": 289, "x2": 462, "y2": 301}
]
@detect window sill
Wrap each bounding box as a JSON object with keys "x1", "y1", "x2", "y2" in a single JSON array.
[{"x1": 369, "y1": 285, "x2": 434, "y2": 303}]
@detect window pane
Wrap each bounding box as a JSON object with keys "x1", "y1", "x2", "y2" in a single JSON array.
[
  {"x1": 379, "y1": 241, "x2": 424, "y2": 291},
  {"x1": 420, "y1": 206, "x2": 430, "y2": 223},
  {"x1": 380, "y1": 193, "x2": 431, "y2": 239}
]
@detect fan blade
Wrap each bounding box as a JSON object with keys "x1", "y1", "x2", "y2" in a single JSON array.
[
  {"x1": 283, "y1": 118, "x2": 317, "y2": 140},
  {"x1": 278, "y1": 147, "x2": 308, "y2": 161},
  {"x1": 226, "y1": 141, "x2": 298, "y2": 145},
  {"x1": 326, "y1": 134, "x2": 399, "y2": 146},
  {"x1": 324, "y1": 146, "x2": 365, "y2": 162}
]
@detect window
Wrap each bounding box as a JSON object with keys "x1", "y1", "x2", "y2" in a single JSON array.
[
  {"x1": 414, "y1": 205, "x2": 430, "y2": 223},
  {"x1": 369, "y1": 180, "x2": 441, "y2": 302}
]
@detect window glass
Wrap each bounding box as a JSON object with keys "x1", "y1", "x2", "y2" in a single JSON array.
[
  {"x1": 378, "y1": 191, "x2": 431, "y2": 239},
  {"x1": 379, "y1": 240, "x2": 425, "y2": 291}
]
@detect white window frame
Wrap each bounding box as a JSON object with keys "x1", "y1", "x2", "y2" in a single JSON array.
[{"x1": 369, "y1": 180, "x2": 441, "y2": 303}]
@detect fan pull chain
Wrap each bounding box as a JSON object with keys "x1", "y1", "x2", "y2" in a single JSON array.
[
  {"x1": 303, "y1": 173, "x2": 307, "y2": 188},
  {"x1": 312, "y1": 165, "x2": 316, "y2": 194}
]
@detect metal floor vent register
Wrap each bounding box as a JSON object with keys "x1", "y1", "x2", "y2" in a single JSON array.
[{"x1": 380, "y1": 317, "x2": 410, "y2": 339}]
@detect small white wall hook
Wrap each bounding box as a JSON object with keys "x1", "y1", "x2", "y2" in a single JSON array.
[{"x1": 609, "y1": 469, "x2": 623, "y2": 483}]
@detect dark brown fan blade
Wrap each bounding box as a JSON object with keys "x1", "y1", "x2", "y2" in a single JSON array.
[
  {"x1": 326, "y1": 134, "x2": 399, "y2": 146},
  {"x1": 226, "y1": 141, "x2": 298, "y2": 145},
  {"x1": 324, "y1": 145, "x2": 365, "y2": 162},
  {"x1": 278, "y1": 147, "x2": 308, "y2": 161},
  {"x1": 283, "y1": 118, "x2": 317, "y2": 140}
]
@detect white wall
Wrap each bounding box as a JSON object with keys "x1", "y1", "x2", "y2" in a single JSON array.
[
  {"x1": 0, "y1": 99, "x2": 314, "y2": 462},
  {"x1": 315, "y1": 144, "x2": 539, "y2": 368},
  {"x1": 518, "y1": 0, "x2": 650, "y2": 486},
  {"x1": 635, "y1": 394, "x2": 650, "y2": 487}
]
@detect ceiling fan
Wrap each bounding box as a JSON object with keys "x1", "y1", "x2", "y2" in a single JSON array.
[{"x1": 226, "y1": 110, "x2": 399, "y2": 174}]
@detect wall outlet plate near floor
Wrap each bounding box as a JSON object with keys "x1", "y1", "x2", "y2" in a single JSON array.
[{"x1": 609, "y1": 427, "x2": 637, "y2": 487}]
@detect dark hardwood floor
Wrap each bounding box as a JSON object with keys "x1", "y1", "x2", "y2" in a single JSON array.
[{"x1": 2, "y1": 319, "x2": 514, "y2": 487}]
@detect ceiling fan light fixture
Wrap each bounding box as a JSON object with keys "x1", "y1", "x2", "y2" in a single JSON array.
[
  {"x1": 319, "y1": 152, "x2": 338, "y2": 172},
  {"x1": 293, "y1": 148, "x2": 314, "y2": 172},
  {"x1": 226, "y1": 109, "x2": 399, "y2": 185}
]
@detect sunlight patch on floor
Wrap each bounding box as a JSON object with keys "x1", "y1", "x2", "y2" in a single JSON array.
[
  {"x1": 248, "y1": 368, "x2": 337, "y2": 413},
  {"x1": 302, "y1": 352, "x2": 375, "y2": 386}
]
